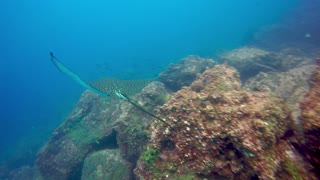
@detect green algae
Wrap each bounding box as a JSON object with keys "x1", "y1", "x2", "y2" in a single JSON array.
[
  {"x1": 65, "y1": 118, "x2": 107, "y2": 145},
  {"x1": 171, "y1": 174, "x2": 196, "y2": 180},
  {"x1": 141, "y1": 147, "x2": 160, "y2": 166},
  {"x1": 283, "y1": 159, "x2": 303, "y2": 180},
  {"x1": 144, "y1": 129, "x2": 152, "y2": 139}
]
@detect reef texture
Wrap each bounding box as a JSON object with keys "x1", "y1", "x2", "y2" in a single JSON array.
[
  {"x1": 135, "y1": 65, "x2": 314, "y2": 179},
  {"x1": 241, "y1": 47, "x2": 317, "y2": 142},
  {"x1": 299, "y1": 66, "x2": 320, "y2": 176},
  {"x1": 244, "y1": 64, "x2": 317, "y2": 126},
  {"x1": 81, "y1": 149, "x2": 132, "y2": 180},
  {"x1": 158, "y1": 55, "x2": 216, "y2": 91},
  {"x1": 220, "y1": 47, "x2": 312, "y2": 81},
  {"x1": 35, "y1": 82, "x2": 170, "y2": 180}
]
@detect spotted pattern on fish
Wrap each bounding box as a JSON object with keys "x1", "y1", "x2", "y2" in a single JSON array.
[{"x1": 87, "y1": 78, "x2": 154, "y2": 98}]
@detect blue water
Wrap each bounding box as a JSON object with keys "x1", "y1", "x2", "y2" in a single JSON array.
[{"x1": 0, "y1": 0, "x2": 298, "y2": 167}]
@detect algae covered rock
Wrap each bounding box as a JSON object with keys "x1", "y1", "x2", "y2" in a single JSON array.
[
  {"x1": 35, "y1": 82, "x2": 169, "y2": 180},
  {"x1": 241, "y1": 47, "x2": 317, "y2": 143},
  {"x1": 299, "y1": 66, "x2": 320, "y2": 176},
  {"x1": 35, "y1": 91, "x2": 119, "y2": 180},
  {"x1": 116, "y1": 82, "x2": 170, "y2": 163},
  {"x1": 219, "y1": 47, "x2": 279, "y2": 81},
  {"x1": 81, "y1": 149, "x2": 132, "y2": 180},
  {"x1": 244, "y1": 64, "x2": 317, "y2": 125},
  {"x1": 136, "y1": 65, "x2": 314, "y2": 179},
  {"x1": 159, "y1": 55, "x2": 216, "y2": 91},
  {"x1": 219, "y1": 46, "x2": 312, "y2": 81}
]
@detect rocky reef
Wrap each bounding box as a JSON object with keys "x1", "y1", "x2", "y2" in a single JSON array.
[
  {"x1": 135, "y1": 65, "x2": 315, "y2": 179},
  {"x1": 7, "y1": 48, "x2": 318, "y2": 179}
]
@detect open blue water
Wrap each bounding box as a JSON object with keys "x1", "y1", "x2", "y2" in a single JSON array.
[{"x1": 0, "y1": 0, "x2": 299, "y2": 167}]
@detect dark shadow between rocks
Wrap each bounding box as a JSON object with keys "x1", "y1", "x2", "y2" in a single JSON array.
[
  {"x1": 160, "y1": 138, "x2": 176, "y2": 150},
  {"x1": 91, "y1": 129, "x2": 119, "y2": 151},
  {"x1": 70, "y1": 129, "x2": 120, "y2": 180}
]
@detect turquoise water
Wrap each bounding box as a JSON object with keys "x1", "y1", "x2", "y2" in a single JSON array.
[{"x1": 0, "y1": 0, "x2": 298, "y2": 168}]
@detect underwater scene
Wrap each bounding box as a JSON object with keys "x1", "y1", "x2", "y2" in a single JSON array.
[{"x1": 1, "y1": 0, "x2": 320, "y2": 179}]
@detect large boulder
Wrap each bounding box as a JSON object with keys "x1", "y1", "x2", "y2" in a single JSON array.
[
  {"x1": 135, "y1": 65, "x2": 315, "y2": 179},
  {"x1": 158, "y1": 55, "x2": 216, "y2": 91},
  {"x1": 81, "y1": 149, "x2": 132, "y2": 180},
  {"x1": 219, "y1": 46, "x2": 313, "y2": 81}
]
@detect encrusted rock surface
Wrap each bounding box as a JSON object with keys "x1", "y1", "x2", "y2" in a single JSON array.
[
  {"x1": 35, "y1": 82, "x2": 169, "y2": 180},
  {"x1": 135, "y1": 65, "x2": 314, "y2": 179},
  {"x1": 242, "y1": 48, "x2": 318, "y2": 142},
  {"x1": 299, "y1": 66, "x2": 320, "y2": 176},
  {"x1": 35, "y1": 92, "x2": 119, "y2": 180},
  {"x1": 158, "y1": 55, "x2": 216, "y2": 91},
  {"x1": 220, "y1": 46, "x2": 313, "y2": 81},
  {"x1": 81, "y1": 149, "x2": 132, "y2": 180},
  {"x1": 244, "y1": 64, "x2": 317, "y2": 127}
]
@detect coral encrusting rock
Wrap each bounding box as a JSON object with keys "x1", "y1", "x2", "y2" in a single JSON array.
[
  {"x1": 300, "y1": 66, "x2": 320, "y2": 176},
  {"x1": 135, "y1": 65, "x2": 313, "y2": 179}
]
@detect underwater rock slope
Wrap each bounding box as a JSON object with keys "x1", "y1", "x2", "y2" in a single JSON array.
[
  {"x1": 136, "y1": 65, "x2": 315, "y2": 179},
  {"x1": 299, "y1": 65, "x2": 320, "y2": 176},
  {"x1": 32, "y1": 52, "x2": 319, "y2": 180}
]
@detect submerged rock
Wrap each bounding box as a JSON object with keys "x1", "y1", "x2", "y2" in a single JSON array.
[
  {"x1": 81, "y1": 149, "x2": 132, "y2": 180},
  {"x1": 219, "y1": 46, "x2": 313, "y2": 81},
  {"x1": 244, "y1": 64, "x2": 317, "y2": 130},
  {"x1": 299, "y1": 66, "x2": 320, "y2": 176},
  {"x1": 158, "y1": 55, "x2": 216, "y2": 91},
  {"x1": 35, "y1": 82, "x2": 169, "y2": 180},
  {"x1": 242, "y1": 48, "x2": 318, "y2": 142},
  {"x1": 135, "y1": 65, "x2": 314, "y2": 179},
  {"x1": 219, "y1": 47, "x2": 278, "y2": 81},
  {"x1": 35, "y1": 92, "x2": 119, "y2": 180}
]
